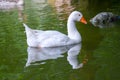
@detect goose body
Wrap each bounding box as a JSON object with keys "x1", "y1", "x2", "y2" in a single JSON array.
[
  {"x1": 23, "y1": 11, "x2": 87, "y2": 47},
  {"x1": 90, "y1": 12, "x2": 120, "y2": 28}
]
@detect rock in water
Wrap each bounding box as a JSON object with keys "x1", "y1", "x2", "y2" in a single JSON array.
[{"x1": 90, "y1": 12, "x2": 120, "y2": 28}]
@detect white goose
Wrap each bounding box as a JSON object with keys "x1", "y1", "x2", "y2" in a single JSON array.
[{"x1": 23, "y1": 11, "x2": 87, "y2": 47}]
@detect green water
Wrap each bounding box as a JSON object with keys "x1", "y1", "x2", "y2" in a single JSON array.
[{"x1": 0, "y1": 0, "x2": 120, "y2": 80}]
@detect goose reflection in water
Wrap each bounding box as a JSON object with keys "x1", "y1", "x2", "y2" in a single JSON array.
[{"x1": 26, "y1": 44, "x2": 86, "y2": 69}]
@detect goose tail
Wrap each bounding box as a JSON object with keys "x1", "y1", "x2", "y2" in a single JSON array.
[
  {"x1": 23, "y1": 23, "x2": 34, "y2": 37},
  {"x1": 23, "y1": 23, "x2": 29, "y2": 28},
  {"x1": 23, "y1": 23, "x2": 32, "y2": 31},
  {"x1": 23, "y1": 23, "x2": 28, "y2": 27}
]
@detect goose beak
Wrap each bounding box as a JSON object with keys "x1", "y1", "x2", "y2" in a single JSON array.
[{"x1": 80, "y1": 17, "x2": 87, "y2": 24}]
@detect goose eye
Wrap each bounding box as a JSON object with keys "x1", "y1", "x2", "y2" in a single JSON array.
[{"x1": 79, "y1": 14, "x2": 80, "y2": 16}]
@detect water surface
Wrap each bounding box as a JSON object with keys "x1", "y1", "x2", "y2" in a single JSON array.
[{"x1": 0, "y1": 0, "x2": 120, "y2": 80}]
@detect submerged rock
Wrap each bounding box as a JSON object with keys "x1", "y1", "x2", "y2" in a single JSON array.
[{"x1": 90, "y1": 12, "x2": 120, "y2": 28}]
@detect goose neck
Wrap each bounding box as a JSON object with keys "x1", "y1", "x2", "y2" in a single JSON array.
[{"x1": 67, "y1": 19, "x2": 81, "y2": 41}]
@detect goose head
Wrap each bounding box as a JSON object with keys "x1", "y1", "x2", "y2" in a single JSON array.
[{"x1": 68, "y1": 11, "x2": 87, "y2": 24}]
